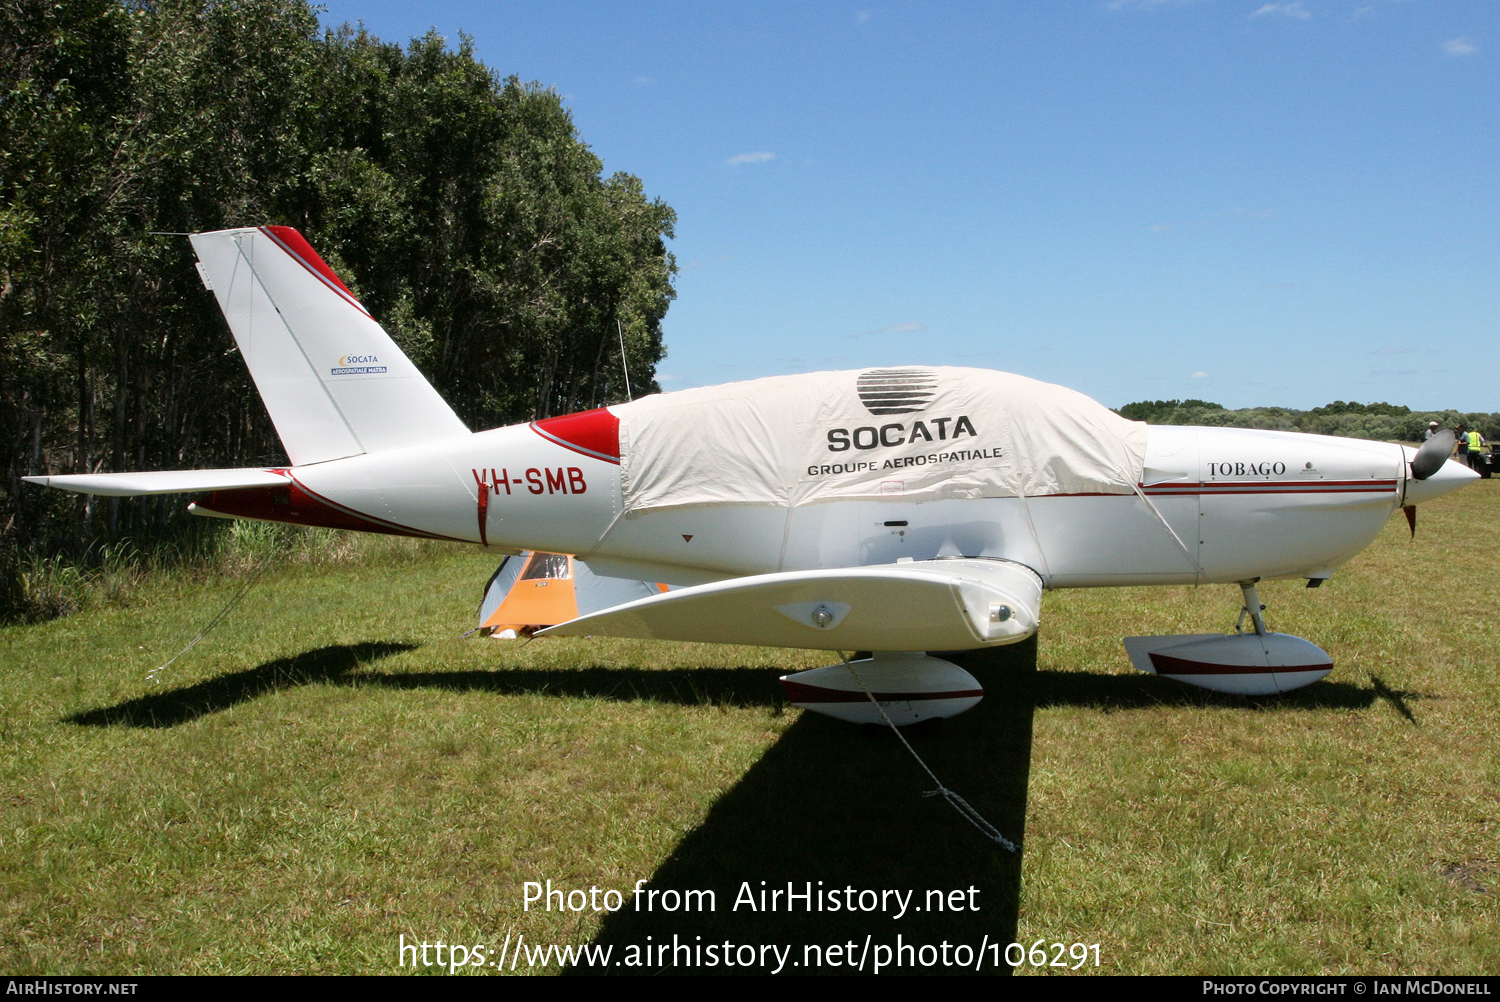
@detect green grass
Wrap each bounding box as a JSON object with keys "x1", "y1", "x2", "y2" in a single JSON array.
[{"x1": 1, "y1": 485, "x2": 1496, "y2": 975}]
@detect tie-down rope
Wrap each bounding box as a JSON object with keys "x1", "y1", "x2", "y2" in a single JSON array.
[
  {"x1": 145, "y1": 556, "x2": 269, "y2": 683},
  {"x1": 839, "y1": 652, "x2": 1018, "y2": 853},
  {"x1": 1131, "y1": 484, "x2": 1199, "y2": 574}
]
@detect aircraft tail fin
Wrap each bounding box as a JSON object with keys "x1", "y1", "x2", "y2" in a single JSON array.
[{"x1": 189, "y1": 226, "x2": 468, "y2": 466}]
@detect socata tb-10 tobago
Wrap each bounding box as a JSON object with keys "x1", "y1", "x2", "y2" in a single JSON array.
[{"x1": 26, "y1": 227, "x2": 1478, "y2": 726}]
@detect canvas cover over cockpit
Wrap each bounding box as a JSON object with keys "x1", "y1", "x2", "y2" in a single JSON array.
[{"x1": 615, "y1": 366, "x2": 1148, "y2": 514}]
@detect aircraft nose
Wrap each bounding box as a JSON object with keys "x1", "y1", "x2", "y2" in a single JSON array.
[{"x1": 1404, "y1": 457, "x2": 1481, "y2": 506}]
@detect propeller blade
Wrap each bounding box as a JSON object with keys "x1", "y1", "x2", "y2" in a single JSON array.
[
  {"x1": 1403, "y1": 504, "x2": 1416, "y2": 538},
  {"x1": 1410, "y1": 429, "x2": 1456, "y2": 481}
]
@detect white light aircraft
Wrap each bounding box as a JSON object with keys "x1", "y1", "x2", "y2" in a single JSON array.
[{"x1": 25, "y1": 227, "x2": 1478, "y2": 726}]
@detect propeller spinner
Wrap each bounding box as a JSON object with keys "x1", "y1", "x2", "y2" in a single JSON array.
[{"x1": 1410, "y1": 429, "x2": 1456, "y2": 481}]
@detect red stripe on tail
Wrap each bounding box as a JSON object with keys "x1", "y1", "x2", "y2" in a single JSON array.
[
  {"x1": 261, "y1": 225, "x2": 366, "y2": 311},
  {"x1": 532, "y1": 408, "x2": 620, "y2": 463}
]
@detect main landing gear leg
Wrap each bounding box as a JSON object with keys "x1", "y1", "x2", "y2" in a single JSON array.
[{"x1": 1235, "y1": 579, "x2": 1268, "y2": 636}]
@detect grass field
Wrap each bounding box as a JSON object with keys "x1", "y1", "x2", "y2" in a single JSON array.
[{"x1": 1, "y1": 484, "x2": 1496, "y2": 975}]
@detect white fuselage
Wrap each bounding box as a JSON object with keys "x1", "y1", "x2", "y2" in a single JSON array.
[{"x1": 284, "y1": 422, "x2": 1417, "y2": 590}]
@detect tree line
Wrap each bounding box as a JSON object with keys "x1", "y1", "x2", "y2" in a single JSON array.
[
  {"x1": 0, "y1": 0, "x2": 677, "y2": 601},
  {"x1": 1117, "y1": 399, "x2": 1498, "y2": 443}
]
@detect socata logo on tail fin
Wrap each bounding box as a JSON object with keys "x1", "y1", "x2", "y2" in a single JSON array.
[{"x1": 331, "y1": 353, "x2": 386, "y2": 375}]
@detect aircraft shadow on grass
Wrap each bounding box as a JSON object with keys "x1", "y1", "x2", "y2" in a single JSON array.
[
  {"x1": 67, "y1": 635, "x2": 1424, "y2": 730},
  {"x1": 558, "y1": 646, "x2": 1424, "y2": 976},
  {"x1": 65, "y1": 641, "x2": 417, "y2": 728},
  {"x1": 65, "y1": 637, "x2": 1423, "y2": 975},
  {"x1": 352, "y1": 659, "x2": 1418, "y2": 715},
  {"x1": 562, "y1": 641, "x2": 1041, "y2": 977}
]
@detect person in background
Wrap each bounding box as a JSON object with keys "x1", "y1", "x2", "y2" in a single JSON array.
[
  {"x1": 1466, "y1": 426, "x2": 1487, "y2": 472},
  {"x1": 1425, "y1": 420, "x2": 1440, "y2": 441}
]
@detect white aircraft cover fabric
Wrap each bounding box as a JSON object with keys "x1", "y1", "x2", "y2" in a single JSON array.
[
  {"x1": 189, "y1": 227, "x2": 468, "y2": 466},
  {"x1": 616, "y1": 366, "x2": 1148, "y2": 513}
]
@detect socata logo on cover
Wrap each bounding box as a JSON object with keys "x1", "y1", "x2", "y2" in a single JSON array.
[{"x1": 829, "y1": 368, "x2": 978, "y2": 452}]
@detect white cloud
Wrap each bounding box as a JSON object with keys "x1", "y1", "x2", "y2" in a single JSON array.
[
  {"x1": 846, "y1": 321, "x2": 928, "y2": 339},
  {"x1": 1191, "y1": 371, "x2": 1210, "y2": 379},
  {"x1": 1250, "y1": 2, "x2": 1311, "y2": 19},
  {"x1": 634, "y1": 75, "x2": 653, "y2": 85},
  {"x1": 680, "y1": 254, "x2": 732, "y2": 272},
  {"x1": 1443, "y1": 37, "x2": 1479, "y2": 56},
  {"x1": 725, "y1": 151, "x2": 776, "y2": 165},
  {"x1": 857, "y1": 10, "x2": 870, "y2": 23},
  {"x1": 1106, "y1": 0, "x2": 1190, "y2": 10}
]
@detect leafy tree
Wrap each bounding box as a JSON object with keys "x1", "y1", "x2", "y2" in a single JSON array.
[
  {"x1": 1117, "y1": 399, "x2": 1225, "y2": 423},
  {"x1": 1308, "y1": 401, "x2": 1411, "y2": 418},
  {"x1": 1116, "y1": 399, "x2": 1497, "y2": 442},
  {"x1": 0, "y1": 0, "x2": 676, "y2": 616}
]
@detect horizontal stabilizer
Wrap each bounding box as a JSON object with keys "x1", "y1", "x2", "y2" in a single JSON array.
[
  {"x1": 21, "y1": 468, "x2": 289, "y2": 497},
  {"x1": 539, "y1": 558, "x2": 1042, "y2": 652}
]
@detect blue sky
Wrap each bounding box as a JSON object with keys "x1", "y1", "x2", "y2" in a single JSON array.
[{"x1": 318, "y1": 1, "x2": 1496, "y2": 411}]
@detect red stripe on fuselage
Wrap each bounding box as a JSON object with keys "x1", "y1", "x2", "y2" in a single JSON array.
[
  {"x1": 1012, "y1": 481, "x2": 1400, "y2": 499},
  {"x1": 1142, "y1": 479, "x2": 1398, "y2": 496},
  {"x1": 196, "y1": 476, "x2": 463, "y2": 542}
]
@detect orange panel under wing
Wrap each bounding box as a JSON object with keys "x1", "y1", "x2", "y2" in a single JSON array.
[{"x1": 481, "y1": 565, "x2": 580, "y2": 632}]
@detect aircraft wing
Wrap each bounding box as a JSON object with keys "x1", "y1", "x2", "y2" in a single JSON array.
[
  {"x1": 537, "y1": 558, "x2": 1042, "y2": 652},
  {"x1": 21, "y1": 468, "x2": 290, "y2": 497}
]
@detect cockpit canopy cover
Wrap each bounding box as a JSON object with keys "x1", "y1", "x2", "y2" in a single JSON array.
[{"x1": 617, "y1": 366, "x2": 1148, "y2": 513}]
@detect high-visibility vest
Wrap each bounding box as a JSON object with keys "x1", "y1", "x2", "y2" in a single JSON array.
[{"x1": 1469, "y1": 430, "x2": 1484, "y2": 452}]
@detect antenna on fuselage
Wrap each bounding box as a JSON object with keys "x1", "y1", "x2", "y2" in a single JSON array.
[{"x1": 617, "y1": 318, "x2": 633, "y2": 402}]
